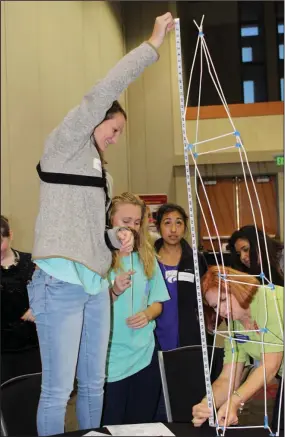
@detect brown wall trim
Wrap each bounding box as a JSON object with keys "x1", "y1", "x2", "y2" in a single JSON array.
[{"x1": 186, "y1": 101, "x2": 284, "y2": 120}]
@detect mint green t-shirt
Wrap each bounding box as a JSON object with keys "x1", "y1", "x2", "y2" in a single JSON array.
[
  {"x1": 106, "y1": 253, "x2": 170, "y2": 383},
  {"x1": 224, "y1": 285, "x2": 284, "y2": 376},
  {"x1": 35, "y1": 258, "x2": 108, "y2": 295}
]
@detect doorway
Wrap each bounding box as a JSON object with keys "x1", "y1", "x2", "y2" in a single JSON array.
[{"x1": 198, "y1": 175, "x2": 278, "y2": 252}]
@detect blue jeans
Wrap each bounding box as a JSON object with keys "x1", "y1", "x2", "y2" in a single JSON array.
[{"x1": 27, "y1": 269, "x2": 110, "y2": 436}]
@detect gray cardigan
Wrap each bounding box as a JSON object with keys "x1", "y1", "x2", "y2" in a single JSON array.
[{"x1": 32, "y1": 42, "x2": 158, "y2": 277}]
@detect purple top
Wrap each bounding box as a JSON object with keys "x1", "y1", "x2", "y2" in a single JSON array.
[{"x1": 155, "y1": 262, "x2": 179, "y2": 351}]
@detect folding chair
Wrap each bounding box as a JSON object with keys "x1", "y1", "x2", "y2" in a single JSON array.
[
  {"x1": 158, "y1": 345, "x2": 224, "y2": 423},
  {"x1": 0, "y1": 411, "x2": 8, "y2": 436},
  {"x1": 1, "y1": 372, "x2": 41, "y2": 436}
]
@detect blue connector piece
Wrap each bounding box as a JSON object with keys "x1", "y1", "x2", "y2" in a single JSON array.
[
  {"x1": 260, "y1": 328, "x2": 268, "y2": 334},
  {"x1": 259, "y1": 272, "x2": 265, "y2": 279},
  {"x1": 216, "y1": 426, "x2": 225, "y2": 435},
  {"x1": 234, "y1": 131, "x2": 240, "y2": 137},
  {"x1": 199, "y1": 31, "x2": 204, "y2": 37},
  {"x1": 187, "y1": 143, "x2": 193, "y2": 151},
  {"x1": 235, "y1": 142, "x2": 241, "y2": 148},
  {"x1": 193, "y1": 152, "x2": 198, "y2": 159},
  {"x1": 218, "y1": 272, "x2": 227, "y2": 279},
  {"x1": 264, "y1": 415, "x2": 269, "y2": 429},
  {"x1": 268, "y1": 283, "x2": 275, "y2": 290},
  {"x1": 231, "y1": 348, "x2": 235, "y2": 354}
]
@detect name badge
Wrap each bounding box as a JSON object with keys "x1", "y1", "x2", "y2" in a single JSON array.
[
  {"x1": 234, "y1": 334, "x2": 250, "y2": 344},
  {"x1": 93, "y1": 158, "x2": 102, "y2": 173},
  {"x1": 165, "y1": 270, "x2": 178, "y2": 283},
  {"x1": 178, "y1": 272, "x2": 194, "y2": 283}
]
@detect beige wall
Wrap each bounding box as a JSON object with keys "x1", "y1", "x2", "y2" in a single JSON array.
[
  {"x1": 122, "y1": 1, "x2": 178, "y2": 201},
  {"x1": 1, "y1": 1, "x2": 127, "y2": 251}
]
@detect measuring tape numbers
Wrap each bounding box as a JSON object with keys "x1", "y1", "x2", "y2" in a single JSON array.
[{"x1": 174, "y1": 18, "x2": 215, "y2": 427}]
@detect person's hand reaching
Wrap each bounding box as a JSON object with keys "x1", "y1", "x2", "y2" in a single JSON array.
[
  {"x1": 112, "y1": 270, "x2": 135, "y2": 296},
  {"x1": 148, "y1": 12, "x2": 175, "y2": 49},
  {"x1": 21, "y1": 308, "x2": 35, "y2": 322},
  {"x1": 126, "y1": 311, "x2": 150, "y2": 329},
  {"x1": 117, "y1": 228, "x2": 134, "y2": 254},
  {"x1": 192, "y1": 401, "x2": 211, "y2": 427},
  {"x1": 216, "y1": 400, "x2": 239, "y2": 428}
]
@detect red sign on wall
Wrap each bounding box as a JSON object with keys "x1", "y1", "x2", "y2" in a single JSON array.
[{"x1": 139, "y1": 194, "x2": 168, "y2": 207}]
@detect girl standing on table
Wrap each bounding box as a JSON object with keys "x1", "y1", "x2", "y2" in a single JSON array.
[
  {"x1": 27, "y1": 13, "x2": 175, "y2": 436},
  {"x1": 192, "y1": 266, "x2": 283, "y2": 432},
  {"x1": 101, "y1": 193, "x2": 169, "y2": 426}
]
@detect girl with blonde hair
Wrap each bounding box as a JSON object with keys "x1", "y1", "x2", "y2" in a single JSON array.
[
  {"x1": 192, "y1": 266, "x2": 283, "y2": 432},
  {"x1": 102, "y1": 192, "x2": 169, "y2": 425}
]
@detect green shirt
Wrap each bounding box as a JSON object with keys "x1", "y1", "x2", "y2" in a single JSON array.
[
  {"x1": 224, "y1": 285, "x2": 283, "y2": 376},
  {"x1": 106, "y1": 253, "x2": 170, "y2": 382}
]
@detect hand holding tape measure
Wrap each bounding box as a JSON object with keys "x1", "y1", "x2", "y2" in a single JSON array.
[{"x1": 148, "y1": 12, "x2": 175, "y2": 49}]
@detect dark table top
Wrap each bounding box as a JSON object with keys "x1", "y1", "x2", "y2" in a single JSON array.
[{"x1": 54, "y1": 422, "x2": 284, "y2": 436}]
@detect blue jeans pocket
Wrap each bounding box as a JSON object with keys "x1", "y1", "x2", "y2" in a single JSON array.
[{"x1": 27, "y1": 270, "x2": 47, "y2": 317}]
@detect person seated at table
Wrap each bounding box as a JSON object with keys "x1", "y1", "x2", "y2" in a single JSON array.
[
  {"x1": 228, "y1": 225, "x2": 284, "y2": 286},
  {"x1": 1, "y1": 215, "x2": 41, "y2": 382},
  {"x1": 192, "y1": 266, "x2": 283, "y2": 432},
  {"x1": 101, "y1": 193, "x2": 169, "y2": 426}
]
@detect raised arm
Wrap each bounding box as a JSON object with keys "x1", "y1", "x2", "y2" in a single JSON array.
[{"x1": 45, "y1": 13, "x2": 175, "y2": 155}]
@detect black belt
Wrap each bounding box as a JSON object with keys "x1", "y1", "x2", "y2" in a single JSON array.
[{"x1": 36, "y1": 162, "x2": 105, "y2": 188}]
